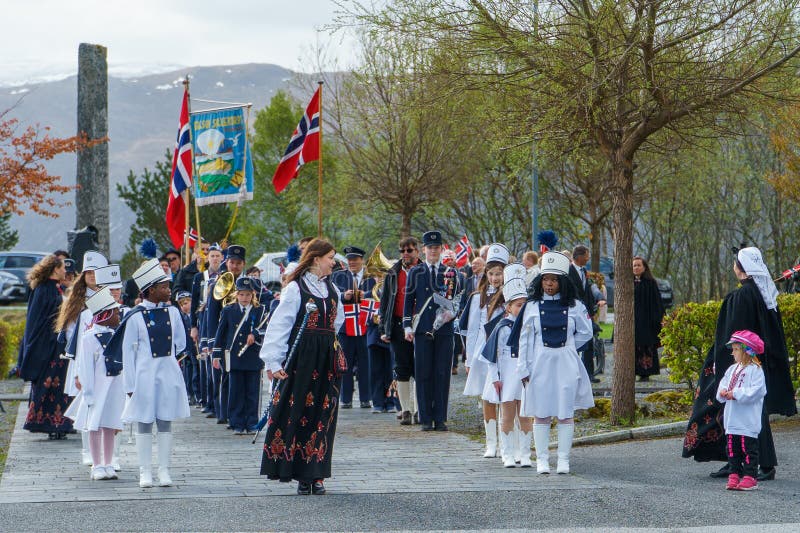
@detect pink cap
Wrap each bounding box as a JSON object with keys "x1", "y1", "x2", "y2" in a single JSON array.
[{"x1": 727, "y1": 330, "x2": 765, "y2": 355}]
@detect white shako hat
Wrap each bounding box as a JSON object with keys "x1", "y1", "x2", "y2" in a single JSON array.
[
  {"x1": 486, "y1": 243, "x2": 510, "y2": 266},
  {"x1": 94, "y1": 264, "x2": 122, "y2": 289},
  {"x1": 502, "y1": 263, "x2": 528, "y2": 302},
  {"x1": 85, "y1": 286, "x2": 121, "y2": 315},
  {"x1": 539, "y1": 251, "x2": 571, "y2": 276},
  {"x1": 82, "y1": 250, "x2": 108, "y2": 272},
  {"x1": 132, "y1": 258, "x2": 170, "y2": 291}
]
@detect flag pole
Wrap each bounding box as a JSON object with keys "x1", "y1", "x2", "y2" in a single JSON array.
[
  {"x1": 183, "y1": 76, "x2": 203, "y2": 270},
  {"x1": 317, "y1": 81, "x2": 323, "y2": 238}
]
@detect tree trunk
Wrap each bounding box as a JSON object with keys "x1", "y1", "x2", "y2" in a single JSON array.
[
  {"x1": 590, "y1": 219, "x2": 601, "y2": 273},
  {"x1": 610, "y1": 155, "x2": 636, "y2": 425},
  {"x1": 401, "y1": 210, "x2": 412, "y2": 238}
]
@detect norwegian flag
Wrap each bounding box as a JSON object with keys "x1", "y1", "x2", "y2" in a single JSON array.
[
  {"x1": 454, "y1": 235, "x2": 473, "y2": 268},
  {"x1": 781, "y1": 264, "x2": 800, "y2": 279},
  {"x1": 272, "y1": 87, "x2": 321, "y2": 193},
  {"x1": 186, "y1": 227, "x2": 199, "y2": 248},
  {"x1": 360, "y1": 299, "x2": 381, "y2": 324},
  {"x1": 343, "y1": 304, "x2": 367, "y2": 336},
  {"x1": 166, "y1": 89, "x2": 193, "y2": 249}
]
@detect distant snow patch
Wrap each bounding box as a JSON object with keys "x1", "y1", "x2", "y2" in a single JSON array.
[
  {"x1": 225, "y1": 69, "x2": 232, "y2": 74},
  {"x1": 10, "y1": 88, "x2": 29, "y2": 95},
  {"x1": 156, "y1": 84, "x2": 173, "y2": 90},
  {"x1": 216, "y1": 81, "x2": 224, "y2": 87}
]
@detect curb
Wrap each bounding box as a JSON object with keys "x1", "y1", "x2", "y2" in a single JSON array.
[{"x1": 569, "y1": 420, "x2": 686, "y2": 448}]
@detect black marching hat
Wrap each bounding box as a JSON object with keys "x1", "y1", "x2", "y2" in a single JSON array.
[
  {"x1": 236, "y1": 277, "x2": 256, "y2": 292},
  {"x1": 227, "y1": 245, "x2": 246, "y2": 262},
  {"x1": 343, "y1": 246, "x2": 366, "y2": 259},
  {"x1": 422, "y1": 231, "x2": 443, "y2": 247}
]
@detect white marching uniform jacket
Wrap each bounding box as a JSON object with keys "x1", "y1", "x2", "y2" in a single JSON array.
[
  {"x1": 64, "y1": 307, "x2": 93, "y2": 397},
  {"x1": 120, "y1": 301, "x2": 190, "y2": 424},
  {"x1": 480, "y1": 320, "x2": 524, "y2": 403},
  {"x1": 516, "y1": 294, "x2": 595, "y2": 419},
  {"x1": 462, "y1": 292, "x2": 502, "y2": 397},
  {"x1": 68, "y1": 324, "x2": 126, "y2": 431}
]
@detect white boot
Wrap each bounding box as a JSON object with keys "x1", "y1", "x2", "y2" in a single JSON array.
[
  {"x1": 556, "y1": 423, "x2": 574, "y2": 474},
  {"x1": 135, "y1": 433, "x2": 153, "y2": 488},
  {"x1": 157, "y1": 432, "x2": 173, "y2": 487},
  {"x1": 397, "y1": 381, "x2": 411, "y2": 414},
  {"x1": 533, "y1": 424, "x2": 550, "y2": 474},
  {"x1": 409, "y1": 379, "x2": 418, "y2": 420},
  {"x1": 500, "y1": 431, "x2": 516, "y2": 467},
  {"x1": 111, "y1": 432, "x2": 121, "y2": 471},
  {"x1": 513, "y1": 421, "x2": 522, "y2": 463},
  {"x1": 519, "y1": 431, "x2": 533, "y2": 467},
  {"x1": 81, "y1": 431, "x2": 92, "y2": 465},
  {"x1": 483, "y1": 419, "x2": 498, "y2": 458}
]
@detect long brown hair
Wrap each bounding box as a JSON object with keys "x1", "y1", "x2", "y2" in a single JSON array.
[
  {"x1": 487, "y1": 289, "x2": 506, "y2": 320},
  {"x1": 476, "y1": 262, "x2": 504, "y2": 308},
  {"x1": 287, "y1": 238, "x2": 336, "y2": 284},
  {"x1": 633, "y1": 256, "x2": 655, "y2": 281},
  {"x1": 55, "y1": 270, "x2": 90, "y2": 332},
  {"x1": 27, "y1": 254, "x2": 63, "y2": 290}
]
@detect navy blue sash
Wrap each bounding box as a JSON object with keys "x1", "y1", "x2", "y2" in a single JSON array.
[{"x1": 481, "y1": 317, "x2": 514, "y2": 363}]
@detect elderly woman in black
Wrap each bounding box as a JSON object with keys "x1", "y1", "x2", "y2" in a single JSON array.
[
  {"x1": 19, "y1": 254, "x2": 73, "y2": 439},
  {"x1": 633, "y1": 257, "x2": 665, "y2": 382},
  {"x1": 683, "y1": 247, "x2": 796, "y2": 481}
]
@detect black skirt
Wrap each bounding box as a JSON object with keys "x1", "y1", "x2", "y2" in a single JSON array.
[
  {"x1": 635, "y1": 344, "x2": 660, "y2": 377},
  {"x1": 23, "y1": 357, "x2": 73, "y2": 434},
  {"x1": 260, "y1": 329, "x2": 341, "y2": 482}
]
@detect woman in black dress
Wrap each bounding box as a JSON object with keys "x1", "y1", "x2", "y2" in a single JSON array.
[
  {"x1": 19, "y1": 255, "x2": 73, "y2": 438},
  {"x1": 683, "y1": 247, "x2": 796, "y2": 480},
  {"x1": 259, "y1": 239, "x2": 345, "y2": 495},
  {"x1": 633, "y1": 257, "x2": 665, "y2": 381}
]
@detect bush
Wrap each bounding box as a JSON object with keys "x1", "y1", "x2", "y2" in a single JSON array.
[
  {"x1": 660, "y1": 300, "x2": 722, "y2": 392},
  {"x1": 660, "y1": 293, "x2": 800, "y2": 393},
  {"x1": 0, "y1": 317, "x2": 25, "y2": 376}
]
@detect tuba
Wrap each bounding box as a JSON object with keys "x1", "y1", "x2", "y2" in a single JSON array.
[
  {"x1": 365, "y1": 242, "x2": 394, "y2": 301},
  {"x1": 213, "y1": 272, "x2": 237, "y2": 307}
]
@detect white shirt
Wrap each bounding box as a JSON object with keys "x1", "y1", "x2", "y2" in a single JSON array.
[
  {"x1": 260, "y1": 273, "x2": 344, "y2": 373},
  {"x1": 716, "y1": 362, "x2": 766, "y2": 438}
]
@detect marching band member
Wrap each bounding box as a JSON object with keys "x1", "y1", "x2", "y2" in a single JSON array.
[
  {"x1": 460, "y1": 243, "x2": 508, "y2": 456},
  {"x1": 331, "y1": 246, "x2": 371, "y2": 409},
  {"x1": 403, "y1": 231, "x2": 464, "y2": 431},
  {"x1": 259, "y1": 239, "x2": 345, "y2": 495},
  {"x1": 192, "y1": 243, "x2": 224, "y2": 417},
  {"x1": 480, "y1": 264, "x2": 532, "y2": 467},
  {"x1": 213, "y1": 277, "x2": 267, "y2": 435},
  {"x1": 71, "y1": 287, "x2": 124, "y2": 480},
  {"x1": 105, "y1": 258, "x2": 189, "y2": 488},
  {"x1": 361, "y1": 272, "x2": 397, "y2": 413},
  {"x1": 513, "y1": 252, "x2": 594, "y2": 474},
  {"x1": 176, "y1": 291, "x2": 200, "y2": 405}
]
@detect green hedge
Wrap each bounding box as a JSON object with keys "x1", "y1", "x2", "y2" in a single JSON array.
[
  {"x1": 660, "y1": 293, "x2": 800, "y2": 394},
  {"x1": 0, "y1": 318, "x2": 25, "y2": 377}
]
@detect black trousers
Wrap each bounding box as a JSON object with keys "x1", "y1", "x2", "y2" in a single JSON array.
[
  {"x1": 390, "y1": 318, "x2": 415, "y2": 381},
  {"x1": 339, "y1": 335, "x2": 370, "y2": 404},
  {"x1": 228, "y1": 369, "x2": 261, "y2": 431},
  {"x1": 579, "y1": 339, "x2": 594, "y2": 377},
  {"x1": 414, "y1": 333, "x2": 454, "y2": 425},
  {"x1": 727, "y1": 433, "x2": 759, "y2": 478}
]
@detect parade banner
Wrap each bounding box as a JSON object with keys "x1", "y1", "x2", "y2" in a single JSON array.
[{"x1": 190, "y1": 107, "x2": 254, "y2": 206}]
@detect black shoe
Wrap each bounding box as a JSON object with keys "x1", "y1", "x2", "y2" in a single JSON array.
[
  {"x1": 360, "y1": 401, "x2": 372, "y2": 408},
  {"x1": 217, "y1": 419, "x2": 228, "y2": 425},
  {"x1": 400, "y1": 411, "x2": 412, "y2": 426},
  {"x1": 590, "y1": 377, "x2": 601, "y2": 383},
  {"x1": 311, "y1": 480, "x2": 326, "y2": 495},
  {"x1": 297, "y1": 481, "x2": 311, "y2": 495},
  {"x1": 757, "y1": 467, "x2": 776, "y2": 481},
  {"x1": 421, "y1": 423, "x2": 434, "y2": 431},
  {"x1": 710, "y1": 464, "x2": 733, "y2": 478},
  {"x1": 341, "y1": 403, "x2": 352, "y2": 409},
  {"x1": 413, "y1": 413, "x2": 419, "y2": 425},
  {"x1": 434, "y1": 422, "x2": 448, "y2": 432},
  {"x1": 639, "y1": 376, "x2": 650, "y2": 382},
  {"x1": 205, "y1": 412, "x2": 216, "y2": 418},
  {"x1": 201, "y1": 407, "x2": 212, "y2": 414}
]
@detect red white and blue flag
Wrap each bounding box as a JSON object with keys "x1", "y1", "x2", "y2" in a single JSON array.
[
  {"x1": 343, "y1": 303, "x2": 367, "y2": 336},
  {"x1": 360, "y1": 299, "x2": 380, "y2": 324},
  {"x1": 454, "y1": 235, "x2": 473, "y2": 268},
  {"x1": 186, "y1": 227, "x2": 199, "y2": 248},
  {"x1": 166, "y1": 89, "x2": 193, "y2": 249},
  {"x1": 272, "y1": 87, "x2": 321, "y2": 193}
]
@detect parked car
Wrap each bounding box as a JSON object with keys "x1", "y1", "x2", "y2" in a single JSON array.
[
  {"x1": 596, "y1": 257, "x2": 673, "y2": 309},
  {"x1": 0, "y1": 251, "x2": 48, "y2": 302},
  {"x1": 253, "y1": 251, "x2": 348, "y2": 293}
]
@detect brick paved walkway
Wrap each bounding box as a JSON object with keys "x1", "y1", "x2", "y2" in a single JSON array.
[{"x1": 0, "y1": 383, "x2": 602, "y2": 503}]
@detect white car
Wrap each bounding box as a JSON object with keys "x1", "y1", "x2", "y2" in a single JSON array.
[{"x1": 253, "y1": 251, "x2": 348, "y2": 293}]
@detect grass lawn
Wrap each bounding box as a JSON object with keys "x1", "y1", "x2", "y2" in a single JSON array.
[{"x1": 598, "y1": 322, "x2": 614, "y2": 340}]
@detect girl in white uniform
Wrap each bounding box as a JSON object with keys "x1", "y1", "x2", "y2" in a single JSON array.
[
  {"x1": 461, "y1": 244, "x2": 508, "y2": 458},
  {"x1": 481, "y1": 264, "x2": 532, "y2": 467},
  {"x1": 59, "y1": 250, "x2": 107, "y2": 466},
  {"x1": 108, "y1": 259, "x2": 189, "y2": 488},
  {"x1": 71, "y1": 288, "x2": 125, "y2": 480},
  {"x1": 514, "y1": 252, "x2": 594, "y2": 474}
]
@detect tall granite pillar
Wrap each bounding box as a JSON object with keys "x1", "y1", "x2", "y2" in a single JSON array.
[{"x1": 76, "y1": 43, "x2": 110, "y2": 258}]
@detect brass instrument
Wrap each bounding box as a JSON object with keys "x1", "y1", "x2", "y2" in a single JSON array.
[
  {"x1": 365, "y1": 242, "x2": 394, "y2": 301},
  {"x1": 213, "y1": 271, "x2": 237, "y2": 307}
]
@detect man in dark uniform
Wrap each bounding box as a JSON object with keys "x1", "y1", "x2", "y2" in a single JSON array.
[
  {"x1": 568, "y1": 245, "x2": 605, "y2": 383},
  {"x1": 213, "y1": 277, "x2": 267, "y2": 435},
  {"x1": 173, "y1": 240, "x2": 209, "y2": 301},
  {"x1": 207, "y1": 244, "x2": 247, "y2": 426},
  {"x1": 192, "y1": 243, "x2": 224, "y2": 415},
  {"x1": 331, "y1": 246, "x2": 371, "y2": 408},
  {"x1": 379, "y1": 236, "x2": 421, "y2": 424},
  {"x1": 403, "y1": 231, "x2": 464, "y2": 431}
]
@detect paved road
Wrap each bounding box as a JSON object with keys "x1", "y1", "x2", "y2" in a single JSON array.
[{"x1": 2, "y1": 377, "x2": 800, "y2": 531}]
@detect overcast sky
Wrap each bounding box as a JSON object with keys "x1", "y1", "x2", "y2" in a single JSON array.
[{"x1": 0, "y1": 0, "x2": 356, "y2": 86}]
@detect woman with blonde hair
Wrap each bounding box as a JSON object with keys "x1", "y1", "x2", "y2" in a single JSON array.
[{"x1": 19, "y1": 254, "x2": 72, "y2": 439}]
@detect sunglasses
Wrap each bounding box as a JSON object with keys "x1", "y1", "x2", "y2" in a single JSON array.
[{"x1": 399, "y1": 248, "x2": 416, "y2": 253}]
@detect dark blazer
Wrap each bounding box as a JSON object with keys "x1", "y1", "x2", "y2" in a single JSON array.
[
  {"x1": 568, "y1": 264, "x2": 596, "y2": 317},
  {"x1": 172, "y1": 261, "x2": 199, "y2": 301},
  {"x1": 402, "y1": 263, "x2": 464, "y2": 335},
  {"x1": 378, "y1": 260, "x2": 404, "y2": 338},
  {"x1": 212, "y1": 303, "x2": 267, "y2": 371}
]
